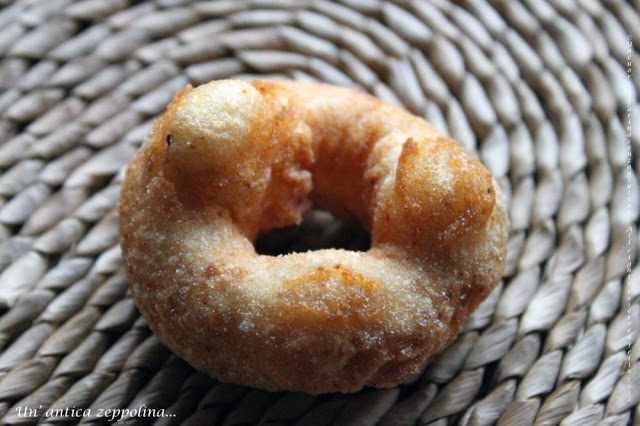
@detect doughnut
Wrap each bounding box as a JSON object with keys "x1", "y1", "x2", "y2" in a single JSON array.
[{"x1": 119, "y1": 79, "x2": 509, "y2": 394}]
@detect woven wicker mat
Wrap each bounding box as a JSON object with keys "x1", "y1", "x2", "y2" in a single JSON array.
[{"x1": 0, "y1": 0, "x2": 638, "y2": 424}]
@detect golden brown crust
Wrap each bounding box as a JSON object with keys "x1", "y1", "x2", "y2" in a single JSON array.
[{"x1": 119, "y1": 79, "x2": 509, "y2": 394}]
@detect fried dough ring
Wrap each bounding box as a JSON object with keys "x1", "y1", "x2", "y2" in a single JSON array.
[{"x1": 119, "y1": 79, "x2": 509, "y2": 394}]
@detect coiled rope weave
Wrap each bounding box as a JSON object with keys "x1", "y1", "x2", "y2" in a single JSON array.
[{"x1": 0, "y1": 0, "x2": 638, "y2": 424}]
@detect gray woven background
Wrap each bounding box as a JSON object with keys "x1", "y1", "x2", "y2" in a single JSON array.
[{"x1": 0, "y1": 0, "x2": 638, "y2": 425}]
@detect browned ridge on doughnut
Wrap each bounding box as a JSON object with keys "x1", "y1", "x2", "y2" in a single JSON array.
[{"x1": 119, "y1": 79, "x2": 509, "y2": 394}]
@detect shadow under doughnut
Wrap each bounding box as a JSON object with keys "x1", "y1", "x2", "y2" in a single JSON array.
[{"x1": 254, "y1": 209, "x2": 372, "y2": 256}]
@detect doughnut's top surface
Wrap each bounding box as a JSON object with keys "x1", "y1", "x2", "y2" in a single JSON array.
[{"x1": 119, "y1": 79, "x2": 509, "y2": 394}]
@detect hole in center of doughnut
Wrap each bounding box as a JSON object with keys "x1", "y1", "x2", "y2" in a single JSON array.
[{"x1": 254, "y1": 209, "x2": 371, "y2": 256}]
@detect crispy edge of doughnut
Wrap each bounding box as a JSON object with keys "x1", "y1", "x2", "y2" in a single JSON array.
[{"x1": 395, "y1": 136, "x2": 496, "y2": 242}]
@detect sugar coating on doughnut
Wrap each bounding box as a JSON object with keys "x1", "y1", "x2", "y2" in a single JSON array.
[
  {"x1": 119, "y1": 79, "x2": 509, "y2": 394},
  {"x1": 394, "y1": 137, "x2": 495, "y2": 241}
]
